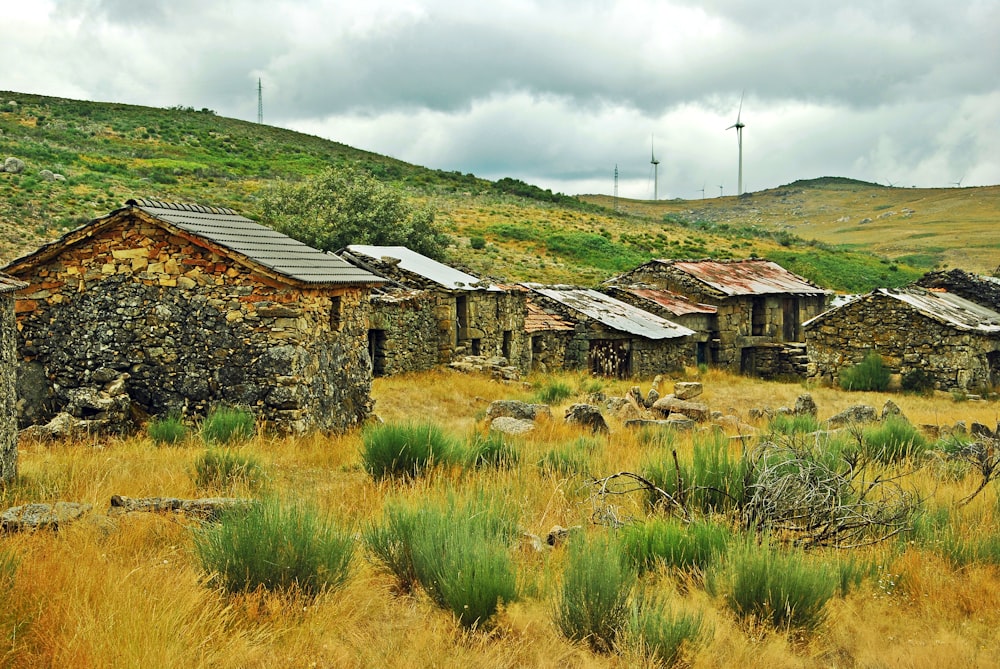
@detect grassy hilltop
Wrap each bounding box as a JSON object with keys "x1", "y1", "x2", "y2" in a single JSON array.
[{"x1": 1, "y1": 91, "x2": 998, "y2": 291}]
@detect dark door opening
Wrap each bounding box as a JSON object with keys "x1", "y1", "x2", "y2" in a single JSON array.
[
  {"x1": 751, "y1": 297, "x2": 766, "y2": 336},
  {"x1": 455, "y1": 295, "x2": 468, "y2": 346},
  {"x1": 368, "y1": 329, "x2": 387, "y2": 377},
  {"x1": 782, "y1": 298, "x2": 800, "y2": 342},
  {"x1": 501, "y1": 330, "x2": 512, "y2": 361},
  {"x1": 696, "y1": 342, "x2": 708, "y2": 365},
  {"x1": 590, "y1": 339, "x2": 631, "y2": 378},
  {"x1": 740, "y1": 347, "x2": 757, "y2": 376}
]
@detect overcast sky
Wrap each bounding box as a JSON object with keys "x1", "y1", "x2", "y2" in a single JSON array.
[{"x1": 2, "y1": 0, "x2": 998, "y2": 199}]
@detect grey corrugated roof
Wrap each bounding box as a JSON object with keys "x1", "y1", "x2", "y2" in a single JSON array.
[
  {"x1": 806, "y1": 287, "x2": 1000, "y2": 333},
  {"x1": 523, "y1": 284, "x2": 694, "y2": 340},
  {"x1": 128, "y1": 199, "x2": 383, "y2": 286},
  {"x1": 344, "y1": 245, "x2": 500, "y2": 291},
  {"x1": 0, "y1": 272, "x2": 26, "y2": 294}
]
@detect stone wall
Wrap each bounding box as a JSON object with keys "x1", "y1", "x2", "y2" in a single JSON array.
[
  {"x1": 917, "y1": 269, "x2": 1000, "y2": 310},
  {"x1": 1, "y1": 293, "x2": 17, "y2": 482},
  {"x1": 10, "y1": 216, "x2": 374, "y2": 433},
  {"x1": 805, "y1": 292, "x2": 1000, "y2": 391},
  {"x1": 368, "y1": 290, "x2": 440, "y2": 375}
]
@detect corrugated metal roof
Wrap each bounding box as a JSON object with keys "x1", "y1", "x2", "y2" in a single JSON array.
[
  {"x1": 128, "y1": 199, "x2": 383, "y2": 285},
  {"x1": 0, "y1": 272, "x2": 26, "y2": 294},
  {"x1": 662, "y1": 259, "x2": 831, "y2": 296},
  {"x1": 622, "y1": 287, "x2": 718, "y2": 316},
  {"x1": 879, "y1": 287, "x2": 1000, "y2": 333},
  {"x1": 523, "y1": 284, "x2": 694, "y2": 339},
  {"x1": 525, "y1": 298, "x2": 576, "y2": 333},
  {"x1": 344, "y1": 245, "x2": 500, "y2": 291}
]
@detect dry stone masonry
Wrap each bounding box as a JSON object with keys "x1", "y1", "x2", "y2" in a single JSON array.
[{"x1": 1, "y1": 272, "x2": 27, "y2": 483}]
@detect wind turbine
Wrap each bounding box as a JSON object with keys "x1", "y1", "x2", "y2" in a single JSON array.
[
  {"x1": 650, "y1": 135, "x2": 660, "y2": 200},
  {"x1": 952, "y1": 176, "x2": 964, "y2": 188},
  {"x1": 698, "y1": 182, "x2": 706, "y2": 199},
  {"x1": 718, "y1": 184, "x2": 724, "y2": 197},
  {"x1": 727, "y1": 92, "x2": 746, "y2": 196}
]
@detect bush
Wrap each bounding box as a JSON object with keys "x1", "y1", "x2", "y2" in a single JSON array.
[
  {"x1": 862, "y1": 417, "x2": 928, "y2": 463},
  {"x1": 627, "y1": 590, "x2": 706, "y2": 668},
  {"x1": 469, "y1": 235, "x2": 486, "y2": 250},
  {"x1": 365, "y1": 494, "x2": 518, "y2": 629},
  {"x1": 193, "y1": 499, "x2": 354, "y2": 596},
  {"x1": 901, "y1": 368, "x2": 935, "y2": 394},
  {"x1": 555, "y1": 535, "x2": 634, "y2": 652},
  {"x1": 706, "y1": 542, "x2": 838, "y2": 631},
  {"x1": 768, "y1": 413, "x2": 820, "y2": 435},
  {"x1": 360, "y1": 422, "x2": 458, "y2": 481},
  {"x1": 534, "y1": 379, "x2": 574, "y2": 404},
  {"x1": 643, "y1": 433, "x2": 749, "y2": 515},
  {"x1": 839, "y1": 351, "x2": 890, "y2": 391},
  {"x1": 618, "y1": 518, "x2": 731, "y2": 575},
  {"x1": 464, "y1": 432, "x2": 519, "y2": 469},
  {"x1": 193, "y1": 448, "x2": 266, "y2": 491},
  {"x1": 200, "y1": 406, "x2": 255, "y2": 444},
  {"x1": 148, "y1": 414, "x2": 187, "y2": 445}
]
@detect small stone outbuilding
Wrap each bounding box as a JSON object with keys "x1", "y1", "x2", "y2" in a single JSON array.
[
  {"x1": 339, "y1": 245, "x2": 527, "y2": 375},
  {"x1": 611, "y1": 258, "x2": 831, "y2": 377},
  {"x1": 522, "y1": 293, "x2": 576, "y2": 374},
  {"x1": 3, "y1": 199, "x2": 384, "y2": 433},
  {"x1": 916, "y1": 269, "x2": 1000, "y2": 310},
  {"x1": 1, "y1": 272, "x2": 27, "y2": 483},
  {"x1": 520, "y1": 284, "x2": 695, "y2": 378},
  {"x1": 805, "y1": 286, "x2": 1000, "y2": 391}
]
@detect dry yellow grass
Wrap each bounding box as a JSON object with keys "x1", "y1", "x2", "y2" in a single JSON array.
[{"x1": 2, "y1": 368, "x2": 1000, "y2": 667}]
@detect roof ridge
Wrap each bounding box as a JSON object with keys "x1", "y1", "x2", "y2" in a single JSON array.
[{"x1": 127, "y1": 198, "x2": 240, "y2": 217}]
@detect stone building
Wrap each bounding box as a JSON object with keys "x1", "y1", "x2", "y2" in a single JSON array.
[
  {"x1": 519, "y1": 284, "x2": 694, "y2": 378},
  {"x1": 916, "y1": 269, "x2": 1000, "y2": 310},
  {"x1": 602, "y1": 284, "x2": 718, "y2": 365},
  {"x1": 522, "y1": 293, "x2": 576, "y2": 374},
  {"x1": 805, "y1": 287, "x2": 1000, "y2": 391},
  {"x1": 3, "y1": 199, "x2": 384, "y2": 433},
  {"x1": 339, "y1": 245, "x2": 527, "y2": 375},
  {"x1": 1, "y1": 272, "x2": 27, "y2": 483},
  {"x1": 610, "y1": 258, "x2": 831, "y2": 376}
]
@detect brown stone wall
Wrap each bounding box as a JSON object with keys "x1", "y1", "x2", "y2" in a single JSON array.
[
  {"x1": 368, "y1": 291, "x2": 440, "y2": 375},
  {"x1": 805, "y1": 293, "x2": 1000, "y2": 391},
  {"x1": 437, "y1": 290, "x2": 528, "y2": 369},
  {"x1": 1, "y1": 294, "x2": 17, "y2": 482},
  {"x1": 11, "y1": 216, "x2": 374, "y2": 433}
]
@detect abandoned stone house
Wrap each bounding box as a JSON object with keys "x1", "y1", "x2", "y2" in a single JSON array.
[
  {"x1": 610, "y1": 258, "x2": 831, "y2": 377},
  {"x1": 1, "y1": 272, "x2": 27, "y2": 483},
  {"x1": 804, "y1": 286, "x2": 1000, "y2": 392},
  {"x1": 519, "y1": 284, "x2": 695, "y2": 378},
  {"x1": 601, "y1": 284, "x2": 719, "y2": 366},
  {"x1": 3, "y1": 199, "x2": 384, "y2": 434},
  {"x1": 338, "y1": 245, "x2": 527, "y2": 376}
]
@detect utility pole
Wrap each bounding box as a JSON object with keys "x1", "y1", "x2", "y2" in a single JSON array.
[
  {"x1": 613, "y1": 164, "x2": 619, "y2": 212},
  {"x1": 257, "y1": 78, "x2": 263, "y2": 124}
]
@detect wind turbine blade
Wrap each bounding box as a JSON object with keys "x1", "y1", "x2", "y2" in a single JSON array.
[{"x1": 736, "y1": 90, "x2": 744, "y2": 124}]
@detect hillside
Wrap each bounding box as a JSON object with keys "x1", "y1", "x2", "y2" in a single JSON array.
[{"x1": 1, "y1": 92, "x2": 996, "y2": 292}]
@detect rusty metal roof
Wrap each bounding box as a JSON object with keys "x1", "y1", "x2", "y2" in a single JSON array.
[
  {"x1": 522, "y1": 284, "x2": 694, "y2": 340},
  {"x1": 128, "y1": 199, "x2": 383, "y2": 285},
  {"x1": 806, "y1": 287, "x2": 1000, "y2": 333},
  {"x1": 620, "y1": 286, "x2": 718, "y2": 316},
  {"x1": 525, "y1": 298, "x2": 576, "y2": 333},
  {"x1": 344, "y1": 245, "x2": 501, "y2": 291},
  {"x1": 0, "y1": 272, "x2": 26, "y2": 294},
  {"x1": 659, "y1": 258, "x2": 831, "y2": 296}
]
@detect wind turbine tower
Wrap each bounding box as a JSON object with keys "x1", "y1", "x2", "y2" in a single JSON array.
[
  {"x1": 727, "y1": 92, "x2": 746, "y2": 195},
  {"x1": 257, "y1": 78, "x2": 263, "y2": 124},
  {"x1": 650, "y1": 135, "x2": 660, "y2": 201}
]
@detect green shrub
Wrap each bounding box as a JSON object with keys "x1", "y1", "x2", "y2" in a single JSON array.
[
  {"x1": 706, "y1": 542, "x2": 838, "y2": 631},
  {"x1": 618, "y1": 518, "x2": 731, "y2": 575},
  {"x1": 768, "y1": 413, "x2": 820, "y2": 435},
  {"x1": 643, "y1": 433, "x2": 749, "y2": 515},
  {"x1": 200, "y1": 406, "x2": 255, "y2": 444},
  {"x1": 193, "y1": 448, "x2": 265, "y2": 491},
  {"x1": 627, "y1": 590, "x2": 706, "y2": 668},
  {"x1": 839, "y1": 351, "x2": 890, "y2": 391},
  {"x1": 465, "y1": 432, "x2": 519, "y2": 469},
  {"x1": 862, "y1": 417, "x2": 928, "y2": 463},
  {"x1": 469, "y1": 235, "x2": 486, "y2": 250},
  {"x1": 193, "y1": 499, "x2": 354, "y2": 596},
  {"x1": 555, "y1": 535, "x2": 634, "y2": 653},
  {"x1": 148, "y1": 414, "x2": 187, "y2": 445},
  {"x1": 538, "y1": 442, "x2": 591, "y2": 477},
  {"x1": 534, "y1": 379, "x2": 574, "y2": 404},
  {"x1": 901, "y1": 368, "x2": 935, "y2": 394},
  {"x1": 365, "y1": 494, "x2": 518, "y2": 629},
  {"x1": 360, "y1": 422, "x2": 458, "y2": 481}
]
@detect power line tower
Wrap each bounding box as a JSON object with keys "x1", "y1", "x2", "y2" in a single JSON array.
[
  {"x1": 613, "y1": 164, "x2": 619, "y2": 212},
  {"x1": 257, "y1": 78, "x2": 263, "y2": 124}
]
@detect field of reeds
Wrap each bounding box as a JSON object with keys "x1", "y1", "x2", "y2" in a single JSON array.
[{"x1": 2, "y1": 368, "x2": 1000, "y2": 668}]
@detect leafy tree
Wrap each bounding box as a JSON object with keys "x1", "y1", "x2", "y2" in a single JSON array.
[{"x1": 259, "y1": 166, "x2": 450, "y2": 259}]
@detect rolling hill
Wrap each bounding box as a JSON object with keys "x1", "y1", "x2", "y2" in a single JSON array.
[{"x1": 1, "y1": 91, "x2": 996, "y2": 292}]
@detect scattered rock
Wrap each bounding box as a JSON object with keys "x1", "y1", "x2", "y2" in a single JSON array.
[
  {"x1": 2, "y1": 157, "x2": 25, "y2": 174},
  {"x1": 794, "y1": 394, "x2": 818, "y2": 417},
  {"x1": 673, "y1": 382, "x2": 703, "y2": 400},
  {"x1": 826, "y1": 404, "x2": 878, "y2": 428},
  {"x1": 651, "y1": 396, "x2": 710, "y2": 422},
  {"x1": 108, "y1": 495, "x2": 249, "y2": 521},
  {"x1": 881, "y1": 399, "x2": 907, "y2": 422},
  {"x1": 626, "y1": 386, "x2": 645, "y2": 407},
  {"x1": 489, "y1": 416, "x2": 536, "y2": 436},
  {"x1": 645, "y1": 388, "x2": 659, "y2": 408},
  {"x1": 624, "y1": 417, "x2": 694, "y2": 431},
  {"x1": 546, "y1": 524, "x2": 581, "y2": 547},
  {"x1": 1, "y1": 502, "x2": 92, "y2": 532},
  {"x1": 485, "y1": 400, "x2": 551, "y2": 421},
  {"x1": 564, "y1": 404, "x2": 609, "y2": 434},
  {"x1": 971, "y1": 422, "x2": 996, "y2": 439},
  {"x1": 449, "y1": 355, "x2": 519, "y2": 380}
]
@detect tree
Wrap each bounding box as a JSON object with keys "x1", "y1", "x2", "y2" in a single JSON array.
[{"x1": 258, "y1": 166, "x2": 450, "y2": 259}]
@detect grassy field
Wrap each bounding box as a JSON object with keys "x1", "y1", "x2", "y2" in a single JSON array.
[
  {"x1": 3, "y1": 93, "x2": 996, "y2": 291},
  {"x1": 3, "y1": 368, "x2": 1000, "y2": 668}
]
